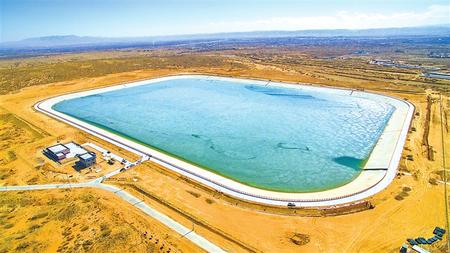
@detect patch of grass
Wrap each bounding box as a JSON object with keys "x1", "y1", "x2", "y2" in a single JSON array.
[
  {"x1": 28, "y1": 224, "x2": 41, "y2": 232},
  {"x1": 47, "y1": 198, "x2": 60, "y2": 205},
  {"x1": 29, "y1": 212, "x2": 48, "y2": 220},
  {"x1": 15, "y1": 235, "x2": 26, "y2": 240},
  {"x1": 26, "y1": 177, "x2": 39, "y2": 184},
  {"x1": 433, "y1": 170, "x2": 445, "y2": 180},
  {"x1": 186, "y1": 190, "x2": 201, "y2": 198},
  {"x1": 0, "y1": 54, "x2": 234, "y2": 94},
  {"x1": 99, "y1": 224, "x2": 111, "y2": 238},
  {"x1": 57, "y1": 204, "x2": 78, "y2": 221},
  {"x1": 82, "y1": 240, "x2": 93, "y2": 250},
  {"x1": 290, "y1": 233, "x2": 310, "y2": 246},
  {"x1": 19, "y1": 196, "x2": 35, "y2": 207},
  {"x1": 3, "y1": 223, "x2": 13, "y2": 229},
  {"x1": 62, "y1": 228, "x2": 72, "y2": 237},
  {"x1": 15, "y1": 232, "x2": 27, "y2": 240},
  {"x1": 0, "y1": 170, "x2": 11, "y2": 180},
  {"x1": 80, "y1": 193, "x2": 95, "y2": 203},
  {"x1": 100, "y1": 229, "x2": 112, "y2": 238},
  {"x1": 7, "y1": 151, "x2": 16, "y2": 161},
  {"x1": 15, "y1": 242, "x2": 30, "y2": 251},
  {"x1": 395, "y1": 195, "x2": 404, "y2": 201},
  {"x1": 112, "y1": 231, "x2": 129, "y2": 241},
  {"x1": 0, "y1": 113, "x2": 45, "y2": 139},
  {"x1": 429, "y1": 178, "x2": 438, "y2": 185}
]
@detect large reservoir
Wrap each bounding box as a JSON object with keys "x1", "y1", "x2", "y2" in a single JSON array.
[{"x1": 51, "y1": 76, "x2": 395, "y2": 192}]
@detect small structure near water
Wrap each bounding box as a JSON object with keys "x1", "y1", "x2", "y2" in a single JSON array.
[
  {"x1": 76, "y1": 152, "x2": 96, "y2": 169},
  {"x1": 44, "y1": 141, "x2": 96, "y2": 169},
  {"x1": 44, "y1": 143, "x2": 70, "y2": 161}
]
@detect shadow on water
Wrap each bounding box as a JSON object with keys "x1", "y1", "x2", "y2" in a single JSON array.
[
  {"x1": 267, "y1": 93, "x2": 315, "y2": 99},
  {"x1": 333, "y1": 156, "x2": 364, "y2": 170},
  {"x1": 192, "y1": 133, "x2": 256, "y2": 160},
  {"x1": 277, "y1": 142, "x2": 310, "y2": 151},
  {"x1": 245, "y1": 85, "x2": 316, "y2": 99}
]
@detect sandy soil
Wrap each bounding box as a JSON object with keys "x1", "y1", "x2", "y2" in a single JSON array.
[
  {"x1": 0, "y1": 188, "x2": 199, "y2": 253},
  {"x1": 0, "y1": 56, "x2": 448, "y2": 252}
]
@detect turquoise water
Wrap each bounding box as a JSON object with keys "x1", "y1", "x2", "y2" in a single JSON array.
[{"x1": 53, "y1": 77, "x2": 394, "y2": 192}]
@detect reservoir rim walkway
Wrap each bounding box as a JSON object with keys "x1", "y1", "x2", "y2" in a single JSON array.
[{"x1": 33, "y1": 74, "x2": 415, "y2": 207}]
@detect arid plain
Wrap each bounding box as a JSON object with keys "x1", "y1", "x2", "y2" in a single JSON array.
[{"x1": 0, "y1": 46, "x2": 449, "y2": 252}]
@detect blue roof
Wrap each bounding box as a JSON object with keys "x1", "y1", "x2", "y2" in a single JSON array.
[{"x1": 79, "y1": 153, "x2": 95, "y2": 160}]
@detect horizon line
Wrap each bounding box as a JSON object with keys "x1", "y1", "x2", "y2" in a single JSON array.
[{"x1": 3, "y1": 23, "x2": 450, "y2": 44}]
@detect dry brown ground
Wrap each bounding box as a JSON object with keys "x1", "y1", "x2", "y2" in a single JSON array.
[
  {"x1": 0, "y1": 189, "x2": 199, "y2": 253},
  {"x1": 0, "y1": 52, "x2": 449, "y2": 252}
]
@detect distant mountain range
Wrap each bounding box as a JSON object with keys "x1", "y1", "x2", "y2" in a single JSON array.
[{"x1": 1, "y1": 25, "x2": 449, "y2": 50}]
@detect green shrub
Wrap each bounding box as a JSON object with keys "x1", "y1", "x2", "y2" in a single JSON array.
[{"x1": 29, "y1": 212, "x2": 48, "y2": 220}]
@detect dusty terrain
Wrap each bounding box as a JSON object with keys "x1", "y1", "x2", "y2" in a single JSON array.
[
  {"x1": 0, "y1": 189, "x2": 198, "y2": 253},
  {"x1": 0, "y1": 48, "x2": 449, "y2": 252}
]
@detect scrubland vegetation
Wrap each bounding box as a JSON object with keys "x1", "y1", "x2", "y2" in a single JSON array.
[{"x1": 0, "y1": 40, "x2": 448, "y2": 252}]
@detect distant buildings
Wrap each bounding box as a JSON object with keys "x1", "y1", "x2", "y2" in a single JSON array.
[
  {"x1": 428, "y1": 51, "x2": 450, "y2": 58},
  {"x1": 369, "y1": 59, "x2": 450, "y2": 80},
  {"x1": 369, "y1": 59, "x2": 440, "y2": 71},
  {"x1": 422, "y1": 72, "x2": 450, "y2": 80}
]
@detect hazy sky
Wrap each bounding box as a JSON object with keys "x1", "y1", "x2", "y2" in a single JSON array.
[{"x1": 1, "y1": 0, "x2": 449, "y2": 42}]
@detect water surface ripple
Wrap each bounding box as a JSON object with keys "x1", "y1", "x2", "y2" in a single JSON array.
[{"x1": 53, "y1": 78, "x2": 394, "y2": 192}]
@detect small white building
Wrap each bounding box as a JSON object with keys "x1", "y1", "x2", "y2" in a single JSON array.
[
  {"x1": 44, "y1": 142, "x2": 91, "y2": 163},
  {"x1": 45, "y1": 143, "x2": 70, "y2": 161}
]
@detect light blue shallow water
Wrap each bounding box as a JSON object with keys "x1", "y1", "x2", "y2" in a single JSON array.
[{"x1": 53, "y1": 77, "x2": 394, "y2": 192}]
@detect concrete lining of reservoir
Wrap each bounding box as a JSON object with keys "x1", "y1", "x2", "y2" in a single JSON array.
[{"x1": 34, "y1": 74, "x2": 415, "y2": 207}]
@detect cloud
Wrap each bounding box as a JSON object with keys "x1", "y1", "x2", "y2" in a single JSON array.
[{"x1": 207, "y1": 4, "x2": 450, "y2": 32}]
